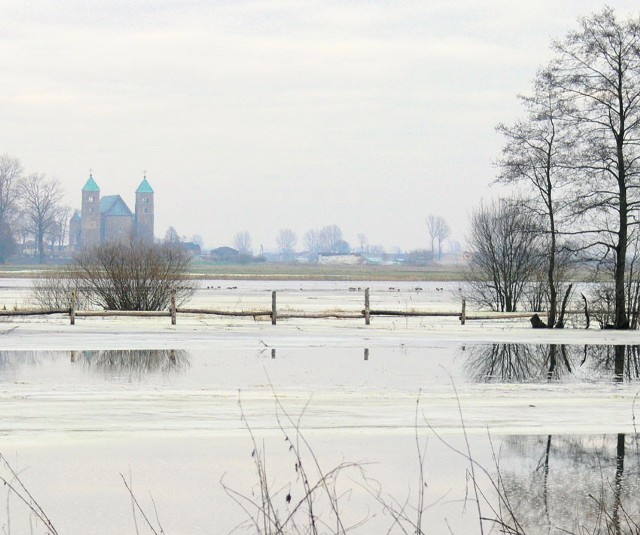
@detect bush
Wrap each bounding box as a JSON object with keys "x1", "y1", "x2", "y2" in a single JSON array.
[
  {"x1": 31, "y1": 271, "x2": 89, "y2": 310},
  {"x1": 33, "y1": 241, "x2": 195, "y2": 311},
  {"x1": 464, "y1": 199, "x2": 544, "y2": 312},
  {"x1": 73, "y1": 240, "x2": 195, "y2": 311}
]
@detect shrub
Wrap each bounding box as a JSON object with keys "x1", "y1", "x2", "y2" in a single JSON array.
[
  {"x1": 73, "y1": 240, "x2": 195, "y2": 311},
  {"x1": 32, "y1": 240, "x2": 195, "y2": 311}
]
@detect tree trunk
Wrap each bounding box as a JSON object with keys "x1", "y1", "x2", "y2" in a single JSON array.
[
  {"x1": 547, "y1": 193, "x2": 557, "y2": 328},
  {"x1": 615, "y1": 143, "x2": 629, "y2": 329},
  {"x1": 37, "y1": 229, "x2": 45, "y2": 264}
]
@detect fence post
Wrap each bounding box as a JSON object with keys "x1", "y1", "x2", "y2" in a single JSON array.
[
  {"x1": 70, "y1": 291, "x2": 77, "y2": 325},
  {"x1": 461, "y1": 298, "x2": 466, "y2": 325},
  {"x1": 271, "y1": 291, "x2": 277, "y2": 325},
  {"x1": 171, "y1": 289, "x2": 177, "y2": 325},
  {"x1": 364, "y1": 288, "x2": 371, "y2": 325}
]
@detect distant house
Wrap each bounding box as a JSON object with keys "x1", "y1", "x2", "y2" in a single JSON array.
[
  {"x1": 209, "y1": 246, "x2": 240, "y2": 263},
  {"x1": 69, "y1": 174, "x2": 155, "y2": 251}
]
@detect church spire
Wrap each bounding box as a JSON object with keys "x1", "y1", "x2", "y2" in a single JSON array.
[{"x1": 83, "y1": 173, "x2": 100, "y2": 192}]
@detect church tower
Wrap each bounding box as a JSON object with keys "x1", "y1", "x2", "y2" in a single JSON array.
[
  {"x1": 80, "y1": 174, "x2": 101, "y2": 247},
  {"x1": 134, "y1": 175, "x2": 154, "y2": 242}
]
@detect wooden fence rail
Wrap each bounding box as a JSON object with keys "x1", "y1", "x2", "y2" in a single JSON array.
[{"x1": 0, "y1": 289, "x2": 551, "y2": 326}]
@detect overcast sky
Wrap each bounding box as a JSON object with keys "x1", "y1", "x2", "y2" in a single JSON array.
[{"x1": 2, "y1": 1, "x2": 639, "y2": 253}]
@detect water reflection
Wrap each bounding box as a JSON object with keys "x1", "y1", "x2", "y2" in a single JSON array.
[
  {"x1": 588, "y1": 345, "x2": 640, "y2": 382},
  {"x1": 463, "y1": 344, "x2": 640, "y2": 383},
  {"x1": 498, "y1": 433, "x2": 640, "y2": 533},
  {"x1": 0, "y1": 351, "x2": 43, "y2": 369},
  {"x1": 72, "y1": 349, "x2": 190, "y2": 376}
]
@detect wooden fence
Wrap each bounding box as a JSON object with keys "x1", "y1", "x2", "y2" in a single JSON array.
[{"x1": 0, "y1": 289, "x2": 541, "y2": 326}]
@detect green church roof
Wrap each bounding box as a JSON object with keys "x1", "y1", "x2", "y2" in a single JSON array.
[
  {"x1": 136, "y1": 177, "x2": 154, "y2": 193},
  {"x1": 100, "y1": 195, "x2": 133, "y2": 217},
  {"x1": 82, "y1": 174, "x2": 100, "y2": 192}
]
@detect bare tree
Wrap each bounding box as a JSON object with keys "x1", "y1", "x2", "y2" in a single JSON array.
[
  {"x1": 12, "y1": 211, "x2": 31, "y2": 254},
  {"x1": 0, "y1": 155, "x2": 22, "y2": 262},
  {"x1": 19, "y1": 174, "x2": 64, "y2": 264},
  {"x1": 73, "y1": 240, "x2": 194, "y2": 310},
  {"x1": 234, "y1": 230, "x2": 252, "y2": 255},
  {"x1": 0, "y1": 155, "x2": 22, "y2": 223},
  {"x1": 0, "y1": 221, "x2": 16, "y2": 262},
  {"x1": 45, "y1": 205, "x2": 71, "y2": 255},
  {"x1": 496, "y1": 69, "x2": 574, "y2": 327},
  {"x1": 318, "y1": 224, "x2": 344, "y2": 252},
  {"x1": 164, "y1": 226, "x2": 180, "y2": 244},
  {"x1": 436, "y1": 220, "x2": 450, "y2": 260},
  {"x1": 303, "y1": 229, "x2": 320, "y2": 255},
  {"x1": 426, "y1": 215, "x2": 438, "y2": 255},
  {"x1": 551, "y1": 8, "x2": 640, "y2": 329},
  {"x1": 426, "y1": 215, "x2": 450, "y2": 260},
  {"x1": 465, "y1": 199, "x2": 545, "y2": 312},
  {"x1": 276, "y1": 228, "x2": 297, "y2": 259},
  {"x1": 303, "y1": 225, "x2": 345, "y2": 256},
  {"x1": 31, "y1": 270, "x2": 89, "y2": 309}
]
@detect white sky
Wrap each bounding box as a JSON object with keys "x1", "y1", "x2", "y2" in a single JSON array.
[{"x1": 1, "y1": 1, "x2": 638, "y2": 253}]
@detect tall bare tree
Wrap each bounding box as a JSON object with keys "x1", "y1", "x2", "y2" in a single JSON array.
[
  {"x1": 436, "y1": 220, "x2": 450, "y2": 260},
  {"x1": 0, "y1": 155, "x2": 22, "y2": 222},
  {"x1": 496, "y1": 69, "x2": 574, "y2": 327},
  {"x1": 426, "y1": 215, "x2": 450, "y2": 260},
  {"x1": 0, "y1": 155, "x2": 22, "y2": 262},
  {"x1": 276, "y1": 228, "x2": 297, "y2": 259},
  {"x1": 551, "y1": 8, "x2": 640, "y2": 329},
  {"x1": 318, "y1": 224, "x2": 343, "y2": 252},
  {"x1": 234, "y1": 230, "x2": 252, "y2": 255},
  {"x1": 19, "y1": 173, "x2": 64, "y2": 264},
  {"x1": 303, "y1": 229, "x2": 320, "y2": 255},
  {"x1": 46, "y1": 205, "x2": 71, "y2": 255},
  {"x1": 304, "y1": 225, "x2": 345, "y2": 256}
]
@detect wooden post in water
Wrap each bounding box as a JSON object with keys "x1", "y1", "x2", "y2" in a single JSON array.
[
  {"x1": 364, "y1": 288, "x2": 371, "y2": 325},
  {"x1": 271, "y1": 291, "x2": 277, "y2": 325},
  {"x1": 460, "y1": 298, "x2": 466, "y2": 325},
  {"x1": 70, "y1": 291, "x2": 77, "y2": 325},
  {"x1": 171, "y1": 289, "x2": 177, "y2": 325}
]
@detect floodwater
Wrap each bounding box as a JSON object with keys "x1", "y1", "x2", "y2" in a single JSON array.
[{"x1": 0, "y1": 344, "x2": 639, "y2": 534}]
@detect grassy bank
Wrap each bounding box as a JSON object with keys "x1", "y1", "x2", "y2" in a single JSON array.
[
  {"x1": 0, "y1": 262, "x2": 467, "y2": 281},
  {"x1": 187, "y1": 261, "x2": 465, "y2": 281}
]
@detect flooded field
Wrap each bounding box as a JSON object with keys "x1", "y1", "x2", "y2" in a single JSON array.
[{"x1": 0, "y1": 279, "x2": 638, "y2": 533}]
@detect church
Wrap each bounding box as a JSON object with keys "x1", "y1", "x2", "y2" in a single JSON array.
[{"x1": 69, "y1": 174, "x2": 155, "y2": 251}]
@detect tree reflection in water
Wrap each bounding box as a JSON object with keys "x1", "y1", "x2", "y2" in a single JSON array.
[
  {"x1": 588, "y1": 345, "x2": 640, "y2": 382},
  {"x1": 497, "y1": 433, "x2": 639, "y2": 533},
  {"x1": 462, "y1": 344, "x2": 640, "y2": 382},
  {"x1": 462, "y1": 344, "x2": 575, "y2": 382},
  {"x1": 72, "y1": 349, "x2": 190, "y2": 378},
  {"x1": 462, "y1": 344, "x2": 640, "y2": 530},
  {"x1": 0, "y1": 351, "x2": 44, "y2": 369}
]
